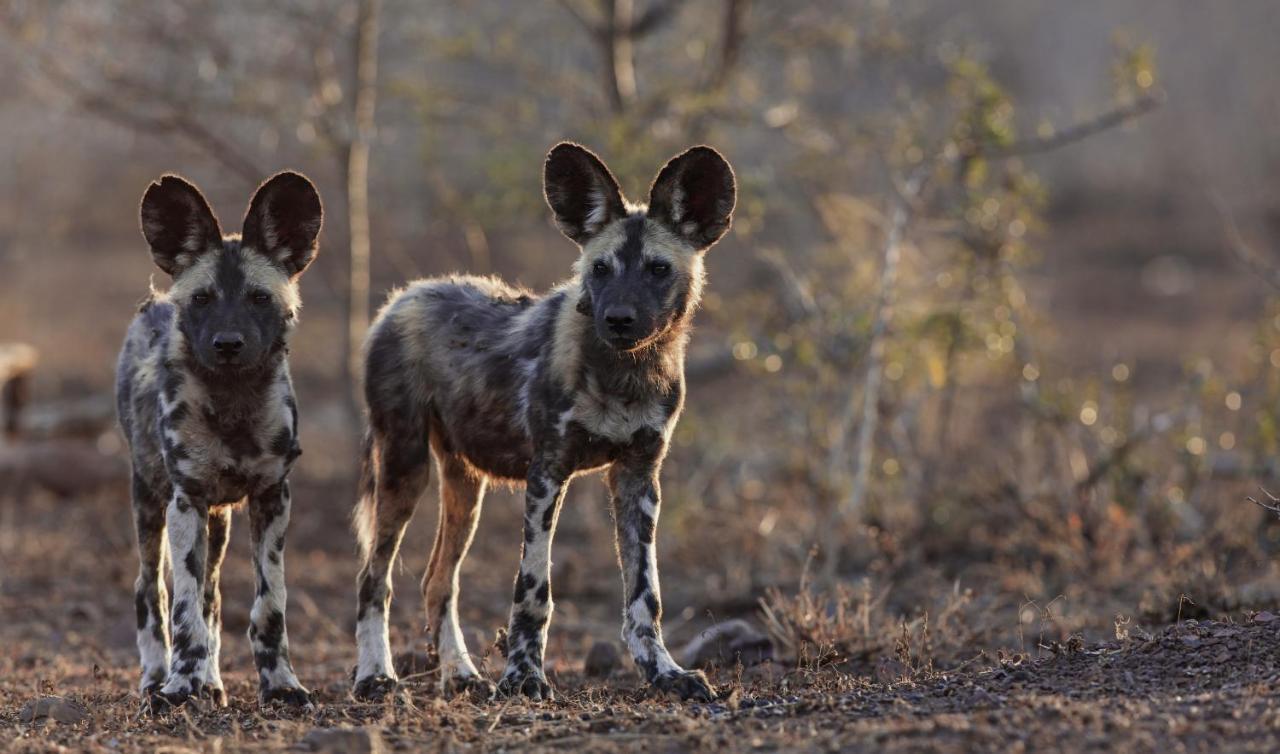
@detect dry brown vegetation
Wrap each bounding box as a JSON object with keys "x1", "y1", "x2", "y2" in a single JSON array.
[{"x1": 5, "y1": 483, "x2": 1280, "y2": 753}]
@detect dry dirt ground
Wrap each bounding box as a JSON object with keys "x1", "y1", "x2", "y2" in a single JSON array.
[
  {"x1": 3, "y1": 486, "x2": 1280, "y2": 753},
  {"x1": 5, "y1": 614, "x2": 1280, "y2": 754}
]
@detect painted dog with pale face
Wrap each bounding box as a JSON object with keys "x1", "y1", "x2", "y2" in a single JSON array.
[
  {"x1": 116, "y1": 172, "x2": 321, "y2": 710},
  {"x1": 352, "y1": 143, "x2": 735, "y2": 702}
]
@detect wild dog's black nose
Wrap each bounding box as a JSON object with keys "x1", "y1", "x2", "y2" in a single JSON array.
[
  {"x1": 604, "y1": 305, "x2": 636, "y2": 332},
  {"x1": 213, "y1": 332, "x2": 245, "y2": 354}
]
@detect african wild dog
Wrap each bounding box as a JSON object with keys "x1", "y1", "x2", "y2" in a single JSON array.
[
  {"x1": 115, "y1": 172, "x2": 322, "y2": 710},
  {"x1": 352, "y1": 143, "x2": 736, "y2": 702}
]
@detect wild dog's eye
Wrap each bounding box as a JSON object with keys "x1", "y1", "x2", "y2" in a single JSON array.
[
  {"x1": 592, "y1": 260, "x2": 610, "y2": 278},
  {"x1": 192, "y1": 292, "x2": 211, "y2": 306},
  {"x1": 648, "y1": 261, "x2": 671, "y2": 277},
  {"x1": 250, "y1": 291, "x2": 271, "y2": 305}
]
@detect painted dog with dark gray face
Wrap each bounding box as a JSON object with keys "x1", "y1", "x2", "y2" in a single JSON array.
[
  {"x1": 352, "y1": 143, "x2": 735, "y2": 702},
  {"x1": 115, "y1": 172, "x2": 321, "y2": 710}
]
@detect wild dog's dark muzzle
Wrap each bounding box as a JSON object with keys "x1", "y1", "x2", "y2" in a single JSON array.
[
  {"x1": 604, "y1": 304, "x2": 637, "y2": 334},
  {"x1": 212, "y1": 331, "x2": 246, "y2": 364}
]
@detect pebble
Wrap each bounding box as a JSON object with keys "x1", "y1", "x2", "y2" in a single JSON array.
[
  {"x1": 299, "y1": 727, "x2": 386, "y2": 754},
  {"x1": 584, "y1": 640, "x2": 622, "y2": 678},
  {"x1": 19, "y1": 696, "x2": 88, "y2": 725}
]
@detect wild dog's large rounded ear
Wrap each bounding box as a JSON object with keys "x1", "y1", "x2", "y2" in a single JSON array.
[
  {"x1": 647, "y1": 146, "x2": 736, "y2": 251},
  {"x1": 139, "y1": 175, "x2": 223, "y2": 277},
  {"x1": 241, "y1": 171, "x2": 323, "y2": 277},
  {"x1": 544, "y1": 142, "x2": 626, "y2": 245}
]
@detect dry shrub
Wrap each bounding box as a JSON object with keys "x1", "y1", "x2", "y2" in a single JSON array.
[{"x1": 759, "y1": 574, "x2": 992, "y2": 679}]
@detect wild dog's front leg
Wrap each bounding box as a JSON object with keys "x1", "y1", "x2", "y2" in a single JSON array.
[
  {"x1": 607, "y1": 462, "x2": 714, "y2": 702},
  {"x1": 497, "y1": 465, "x2": 568, "y2": 700},
  {"x1": 201, "y1": 506, "x2": 232, "y2": 707},
  {"x1": 131, "y1": 475, "x2": 169, "y2": 696},
  {"x1": 248, "y1": 480, "x2": 311, "y2": 707},
  {"x1": 151, "y1": 488, "x2": 211, "y2": 710}
]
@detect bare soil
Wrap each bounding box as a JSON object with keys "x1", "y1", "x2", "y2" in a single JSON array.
[{"x1": 4, "y1": 485, "x2": 1280, "y2": 753}]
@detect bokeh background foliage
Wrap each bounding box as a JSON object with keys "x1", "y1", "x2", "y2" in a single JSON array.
[{"x1": 3, "y1": 0, "x2": 1280, "y2": 681}]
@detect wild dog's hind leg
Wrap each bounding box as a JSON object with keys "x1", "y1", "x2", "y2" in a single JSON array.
[
  {"x1": 201, "y1": 505, "x2": 232, "y2": 707},
  {"x1": 248, "y1": 481, "x2": 311, "y2": 706},
  {"x1": 353, "y1": 429, "x2": 431, "y2": 699},
  {"x1": 607, "y1": 447, "x2": 714, "y2": 702},
  {"x1": 131, "y1": 474, "x2": 169, "y2": 696},
  {"x1": 422, "y1": 454, "x2": 492, "y2": 697},
  {"x1": 497, "y1": 462, "x2": 568, "y2": 700}
]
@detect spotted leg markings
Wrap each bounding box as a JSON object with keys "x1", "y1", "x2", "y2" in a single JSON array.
[
  {"x1": 609, "y1": 467, "x2": 715, "y2": 702},
  {"x1": 201, "y1": 506, "x2": 232, "y2": 707},
  {"x1": 352, "y1": 568, "x2": 398, "y2": 701},
  {"x1": 248, "y1": 481, "x2": 311, "y2": 707},
  {"x1": 352, "y1": 494, "x2": 415, "y2": 701},
  {"x1": 151, "y1": 489, "x2": 211, "y2": 711},
  {"x1": 132, "y1": 477, "x2": 170, "y2": 696},
  {"x1": 352, "y1": 416, "x2": 432, "y2": 701},
  {"x1": 497, "y1": 468, "x2": 566, "y2": 700},
  {"x1": 352, "y1": 497, "x2": 398, "y2": 700}
]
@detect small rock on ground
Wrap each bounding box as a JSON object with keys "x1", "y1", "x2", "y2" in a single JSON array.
[
  {"x1": 584, "y1": 640, "x2": 622, "y2": 678},
  {"x1": 19, "y1": 696, "x2": 88, "y2": 725},
  {"x1": 300, "y1": 727, "x2": 386, "y2": 754}
]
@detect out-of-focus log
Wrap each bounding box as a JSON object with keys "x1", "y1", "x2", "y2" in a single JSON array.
[
  {"x1": 0, "y1": 343, "x2": 37, "y2": 440},
  {"x1": 22, "y1": 394, "x2": 117, "y2": 440},
  {"x1": 0, "y1": 440, "x2": 129, "y2": 499}
]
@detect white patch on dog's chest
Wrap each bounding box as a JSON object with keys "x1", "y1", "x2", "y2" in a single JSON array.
[
  {"x1": 567, "y1": 385, "x2": 669, "y2": 443},
  {"x1": 164, "y1": 384, "x2": 295, "y2": 502}
]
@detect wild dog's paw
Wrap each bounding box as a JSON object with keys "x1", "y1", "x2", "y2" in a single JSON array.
[
  {"x1": 144, "y1": 690, "x2": 177, "y2": 716},
  {"x1": 199, "y1": 684, "x2": 229, "y2": 708},
  {"x1": 496, "y1": 666, "x2": 554, "y2": 701},
  {"x1": 140, "y1": 669, "x2": 167, "y2": 697},
  {"x1": 145, "y1": 679, "x2": 202, "y2": 715},
  {"x1": 352, "y1": 674, "x2": 397, "y2": 701},
  {"x1": 652, "y1": 669, "x2": 715, "y2": 702},
  {"x1": 139, "y1": 684, "x2": 164, "y2": 707},
  {"x1": 443, "y1": 672, "x2": 497, "y2": 702},
  {"x1": 260, "y1": 684, "x2": 313, "y2": 709}
]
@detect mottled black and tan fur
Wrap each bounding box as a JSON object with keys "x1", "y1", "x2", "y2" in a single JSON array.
[
  {"x1": 352, "y1": 143, "x2": 735, "y2": 702},
  {"x1": 115, "y1": 172, "x2": 321, "y2": 711}
]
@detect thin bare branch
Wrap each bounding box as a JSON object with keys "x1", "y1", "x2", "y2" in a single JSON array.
[
  {"x1": 973, "y1": 91, "x2": 1164, "y2": 160},
  {"x1": 1210, "y1": 191, "x2": 1280, "y2": 293},
  {"x1": 1076, "y1": 410, "x2": 1178, "y2": 494},
  {"x1": 77, "y1": 93, "x2": 262, "y2": 184},
  {"x1": 0, "y1": 20, "x2": 261, "y2": 184},
  {"x1": 1248, "y1": 488, "x2": 1280, "y2": 519}
]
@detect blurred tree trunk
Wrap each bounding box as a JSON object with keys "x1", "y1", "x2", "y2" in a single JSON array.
[
  {"x1": 601, "y1": 0, "x2": 636, "y2": 113},
  {"x1": 343, "y1": 0, "x2": 381, "y2": 412},
  {"x1": 708, "y1": 0, "x2": 747, "y2": 92},
  {"x1": 560, "y1": 0, "x2": 679, "y2": 114},
  {"x1": 687, "y1": 0, "x2": 749, "y2": 141}
]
